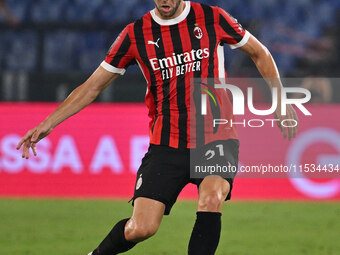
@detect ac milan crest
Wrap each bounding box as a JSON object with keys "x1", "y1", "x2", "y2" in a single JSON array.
[
  {"x1": 193, "y1": 25, "x2": 203, "y2": 40},
  {"x1": 136, "y1": 174, "x2": 143, "y2": 190}
]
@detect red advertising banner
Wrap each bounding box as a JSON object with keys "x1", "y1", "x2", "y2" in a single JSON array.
[{"x1": 0, "y1": 103, "x2": 339, "y2": 200}]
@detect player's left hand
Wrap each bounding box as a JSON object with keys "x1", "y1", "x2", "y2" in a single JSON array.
[{"x1": 274, "y1": 104, "x2": 299, "y2": 140}]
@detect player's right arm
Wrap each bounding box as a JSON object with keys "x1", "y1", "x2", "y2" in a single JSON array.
[
  {"x1": 17, "y1": 24, "x2": 135, "y2": 159},
  {"x1": 16, "y1": 67, "x2": 119, "y2": 159}
]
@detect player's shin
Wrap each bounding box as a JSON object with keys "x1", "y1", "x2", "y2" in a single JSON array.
[
  {"x1": 90, "y1": 218, "x2": 136, "y2": 255},
  {"x1": 188, "y1": 212, "x2": 222, "y2": 255}
]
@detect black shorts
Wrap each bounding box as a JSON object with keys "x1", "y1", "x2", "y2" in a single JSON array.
[{"x1": 132, "y1": 139, "x2": 239, "y2": 215}]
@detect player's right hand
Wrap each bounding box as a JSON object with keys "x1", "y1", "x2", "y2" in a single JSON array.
[{"x1": 16, "y1": 120, "x2": 54, "y2": 159}]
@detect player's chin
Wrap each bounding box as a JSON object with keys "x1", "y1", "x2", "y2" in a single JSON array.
[{"x1": 159, "y1": 11, "x2": 174, "y2": 18}]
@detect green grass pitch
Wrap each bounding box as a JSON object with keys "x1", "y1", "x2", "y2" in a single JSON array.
[{"x1": 0, "y1": 199, "x2": 339, "y2": 255}]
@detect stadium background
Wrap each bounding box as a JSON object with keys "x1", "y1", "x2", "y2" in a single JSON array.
[{"x1": 0, "y1": 1, "x2": 339, "y2": 255}]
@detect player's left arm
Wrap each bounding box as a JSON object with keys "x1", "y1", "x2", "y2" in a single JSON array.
[{"x1": 239, "y1": 35, "x2": 299, "y2": 140}]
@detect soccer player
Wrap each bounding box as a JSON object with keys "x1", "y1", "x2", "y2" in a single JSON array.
[{"x1": 16, "y1": 0, "x2": 299, "y2": 254}]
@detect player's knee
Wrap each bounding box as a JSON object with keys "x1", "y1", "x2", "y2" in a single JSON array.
[
  {"x1": 125, "y1": 221, "x2": 159, "y2": 242},
  {"x1": 198, "y1": 188, "x2": 228, "y2": 212},
  {"x1": 134, "y1": 224, "x2": 158, "y2": 241},
  {"x1": 198, "y1": 193, "x2": 222, "y2": 211}
]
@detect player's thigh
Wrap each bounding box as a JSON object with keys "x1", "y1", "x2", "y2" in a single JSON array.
[
  {"x1": 131, "y1": 197, "x2": 165, "y2": 228},
  {"x1": 197, "y1": 175, "x2": 230, "y2": 212},
  {"x1": 125, "y1": 197, "x2": 165, "y2": 241}
]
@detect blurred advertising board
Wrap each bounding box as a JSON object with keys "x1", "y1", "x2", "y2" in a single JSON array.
[{"x1": 0, "y1": 103, "x2": 339, "y2": 200}]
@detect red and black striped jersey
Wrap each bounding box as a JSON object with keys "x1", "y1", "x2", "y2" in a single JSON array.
[{"x1": 101, "y1": 1, "x2": 250, "y2": 149}]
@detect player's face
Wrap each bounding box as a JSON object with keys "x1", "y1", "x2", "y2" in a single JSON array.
[{"x1": 154, "y1": 0, "x2": 184, "y2": 19}]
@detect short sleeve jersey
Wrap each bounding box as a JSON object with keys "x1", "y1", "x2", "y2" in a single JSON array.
[{"x1": 101, "y1": 1, "x2": 250, "y2": 149}]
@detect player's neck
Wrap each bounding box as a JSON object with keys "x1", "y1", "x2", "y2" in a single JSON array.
[{"x1": 154, "y1": 1, "x2": 186, "y2": 20}]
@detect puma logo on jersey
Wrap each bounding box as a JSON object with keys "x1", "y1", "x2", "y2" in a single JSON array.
[{"x1": 148, "y1": 38, "x2": 160, "y2": 48}]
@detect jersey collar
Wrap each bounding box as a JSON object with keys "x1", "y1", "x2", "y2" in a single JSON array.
[{"x1": 150, "y1": 1, "x2": 191, "y2": 26}]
